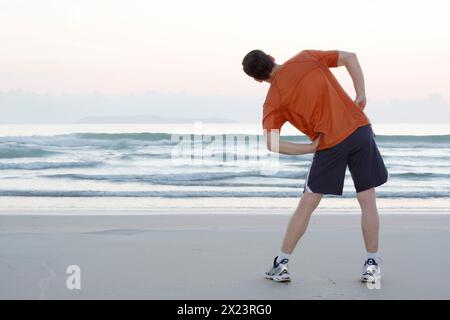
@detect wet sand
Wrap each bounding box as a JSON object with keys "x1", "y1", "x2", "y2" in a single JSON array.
[{"x1": 1, "y1": 213, "x2": 449, "y2": 299}]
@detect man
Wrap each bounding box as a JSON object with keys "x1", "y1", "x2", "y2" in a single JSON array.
[{"x1": 242, "y1": 49, "x2": 388, "y2": 284}]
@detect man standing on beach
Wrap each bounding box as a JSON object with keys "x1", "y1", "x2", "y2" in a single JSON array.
[{"x1": 242, "y1": 49, "x2": 388, "y2": 283}]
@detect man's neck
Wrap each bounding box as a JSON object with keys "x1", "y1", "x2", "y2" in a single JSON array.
[{"x1": 265, "y1": 64, "x2": 281, "y2": 83}]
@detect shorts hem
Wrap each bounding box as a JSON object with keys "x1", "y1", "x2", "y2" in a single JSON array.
[
  {"x1": 303, "y1": 185, "x2": 342, "y2": 196},
  {"x1": 320, "y1": 191, "x2": 343, "y2": 196},
  {"x1": 355, "y1": 177, "x2": 388, "y2": 194}
]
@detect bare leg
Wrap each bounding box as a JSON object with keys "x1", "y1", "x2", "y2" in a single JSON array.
[
  {"x1": 357, "y1": 188, "x2": 379, "y2": 253},
  {"x1": 280, "y1": 191, "x2": 322, "y2": 254}
]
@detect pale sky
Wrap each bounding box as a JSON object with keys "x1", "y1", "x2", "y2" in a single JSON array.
[{"x1": 1, "y1": 0, "x2": 450, "y2": 103}]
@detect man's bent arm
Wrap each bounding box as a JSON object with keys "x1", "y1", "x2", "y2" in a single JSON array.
[
  {"x1": 265, "y1": 130, "x2": 320, "y2": 155},
  {"x1": 337, "y1": 51, "x2": 366, "y2": 109}
]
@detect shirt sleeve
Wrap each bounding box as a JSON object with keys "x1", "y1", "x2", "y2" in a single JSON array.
[
  {"x1": 262, "y1": 82, "x2": 286, "y2": 131},
  {"x1": 262, "y1": 104, "x2": 286, "y2": 131},
  {"x1": 307, "y1": 50, "x2": 339, "y2": 68}
]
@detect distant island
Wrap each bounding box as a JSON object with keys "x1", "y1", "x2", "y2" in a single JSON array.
[{"x1": 76, "y1": 115, "x2": 239, "y2": 124}]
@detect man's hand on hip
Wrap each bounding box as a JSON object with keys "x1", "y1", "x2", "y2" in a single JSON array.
[
  {"x1": 310, "y1": 134, "x2": 321, "y2": 152},
  {"x1": 354, "y1": 93, "x2": 367, "y2": 110}
]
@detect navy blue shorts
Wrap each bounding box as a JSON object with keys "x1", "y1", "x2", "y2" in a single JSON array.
[{"x1": 303, "y1": 124, "x2": 388, "y2": 195}]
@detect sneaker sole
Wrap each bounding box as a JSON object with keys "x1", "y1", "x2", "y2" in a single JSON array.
[
  {"x1": 264, "y1": 274, "x2": 291, "y2": 282},
  {"x1": 361, "y1": 276, "x2": 381, "y2": 284}
]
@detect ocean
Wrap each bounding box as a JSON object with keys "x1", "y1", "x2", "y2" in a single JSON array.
[{"x1": 0, "y1": 123, "x2": 449, "y2": 212}]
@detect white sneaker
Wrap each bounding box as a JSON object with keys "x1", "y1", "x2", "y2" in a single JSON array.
[
  {"x1": 361, "y1": 258, "x2": 381, "y2": 284},
  {"x1": 265, "y1": 257, "x2": 291, "y2": 282}
]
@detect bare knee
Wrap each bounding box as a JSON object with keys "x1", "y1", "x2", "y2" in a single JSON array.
[
  {"x1": 357, "y1": 188, "x2": 376, "y2": 209},
  {"x1": 300, "y1": 190, "x2": 323, "y2": 208}
]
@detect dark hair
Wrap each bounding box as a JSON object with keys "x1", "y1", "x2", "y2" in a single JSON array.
[{"x1": 242, "y1": 50, "x2": 274, "y2": 80}]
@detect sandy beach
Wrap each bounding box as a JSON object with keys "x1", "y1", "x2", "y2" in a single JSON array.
[{"x1": 1, "y1": 211, "x2": 449, "y2": 300}]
